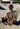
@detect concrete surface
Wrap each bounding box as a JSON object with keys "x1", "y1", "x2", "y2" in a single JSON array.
[
  {"x1": 0, "y1": 23, "x2": 20, "y2": 29},
  {"x1": 0, "y1": 3, "x2": 20, "y2": 29}
]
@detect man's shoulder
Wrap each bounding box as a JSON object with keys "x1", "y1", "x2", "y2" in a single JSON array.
[
  {"x1": 7, "y1": 10, "x2": 16, "y2": 14},
  {"x1": 7, "y1": 12, "x2": 10, "y2": 14}
]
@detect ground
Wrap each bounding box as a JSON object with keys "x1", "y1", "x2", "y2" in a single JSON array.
[{"x1": 0, "y1": 23, "x2": 20, "y2": 29}]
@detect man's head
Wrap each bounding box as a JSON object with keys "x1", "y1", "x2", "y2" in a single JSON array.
[{"x1": 9, "y1": 4, "x2": 13, "y2": 10}]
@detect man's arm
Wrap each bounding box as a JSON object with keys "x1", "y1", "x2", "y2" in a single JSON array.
[{"x1": 14, "y1": 11, "x2": 18, "y2": 18}]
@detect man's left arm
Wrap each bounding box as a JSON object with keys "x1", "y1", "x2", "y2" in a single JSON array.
[{"x1": 15, "y1": 11, "x2": 18, "y2": 18}]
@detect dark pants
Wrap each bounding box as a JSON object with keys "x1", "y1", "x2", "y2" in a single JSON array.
[
  {"x1": 5, "y1": 18, "x2": 8, "y2": 23},
  {"x1": 13, "y1": 21, "x2": 20, "y2": 25},
  {"x1": 2, "y1": 18, "x2": 7, "y2": 23},
  {"x1": 2, "y1": 18, "x2": 20, "y2": 25},
  {"x1": 2, "y1": 18, "x2": 5, "y2": 23}
]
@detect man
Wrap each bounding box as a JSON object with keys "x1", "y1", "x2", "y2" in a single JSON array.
[{"x1": 2, "y1": 4, "x2": 18, "y2": 25}]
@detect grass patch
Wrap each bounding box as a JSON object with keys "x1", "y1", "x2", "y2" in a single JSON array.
[{"x1": 16, "y1": 0, "x2": 20, "y2": 4}]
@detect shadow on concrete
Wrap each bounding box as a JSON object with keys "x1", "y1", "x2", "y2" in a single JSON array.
[{"x1": 0, "y1": 6, "x2": 6, "y2": 10}]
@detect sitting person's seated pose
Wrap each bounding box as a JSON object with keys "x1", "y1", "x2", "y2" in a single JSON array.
[
  {"x1": 7, "y1": 4, "x2": 18, "y2": 25},
  {"x1": 2, "y1": 4, "x2": 18, "y2": 25}
]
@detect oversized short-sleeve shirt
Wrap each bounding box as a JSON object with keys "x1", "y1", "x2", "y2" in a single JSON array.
[{"x1": 5, "y1": 10, "x2": 18, "y2": 21}]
